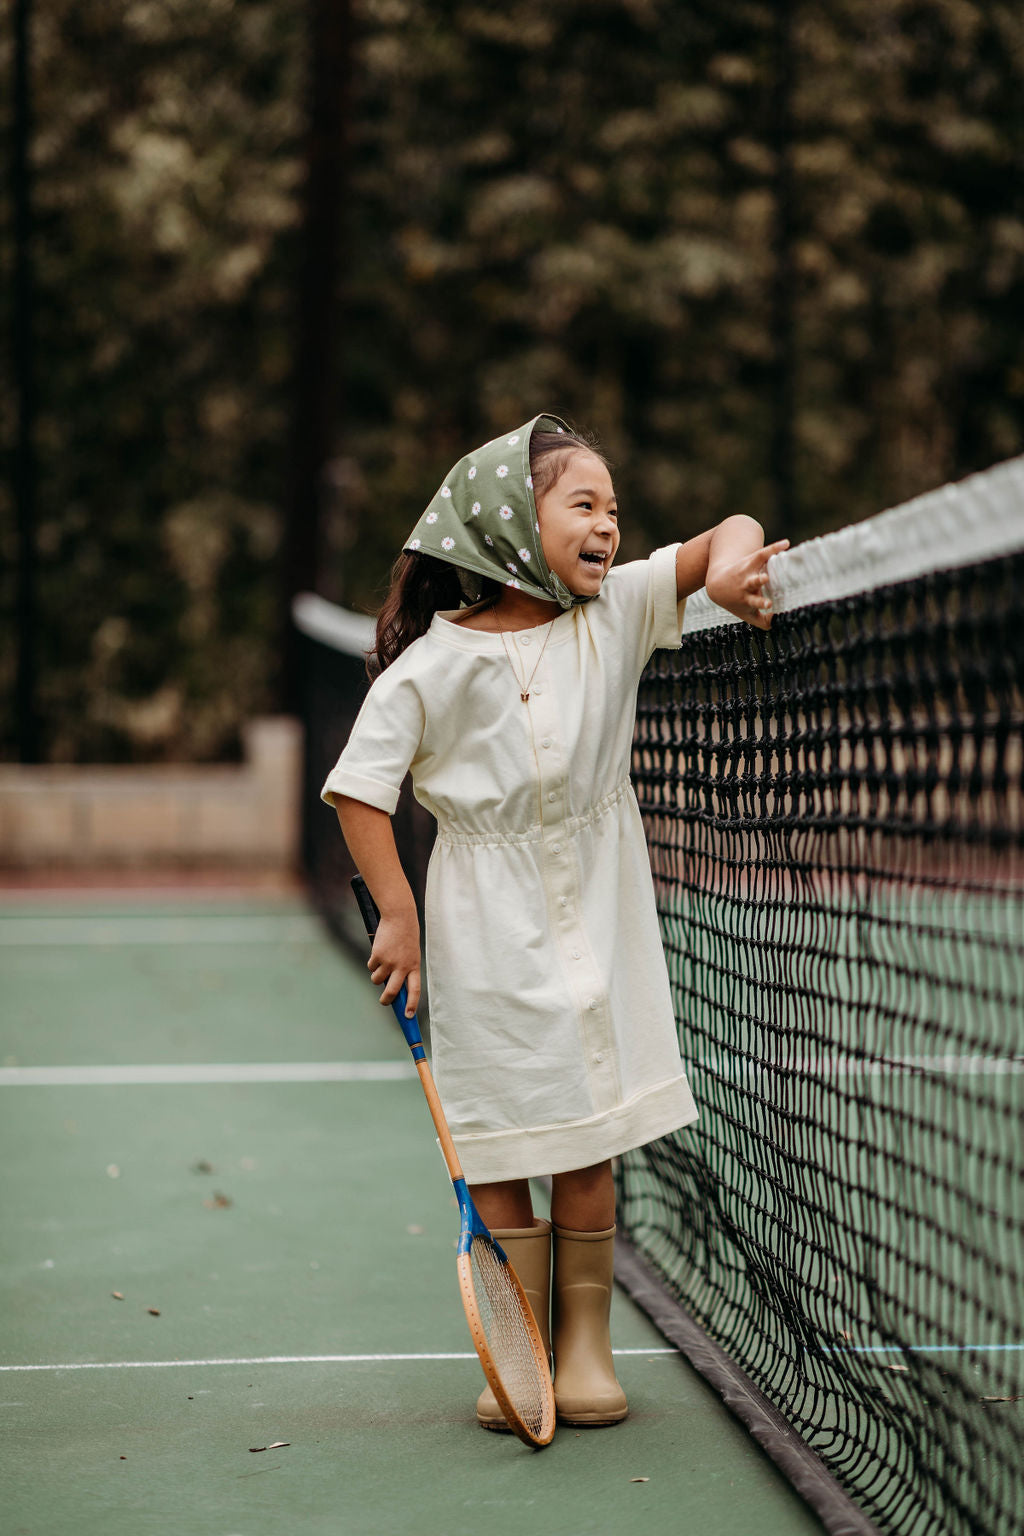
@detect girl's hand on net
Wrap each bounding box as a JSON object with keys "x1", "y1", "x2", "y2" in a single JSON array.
[
  {"x1": 368, "y1": 908, "x2": 422, "y2": 1018},
  {"x1": 706, "y1": 539, "x2": 789, "y2": 630}
]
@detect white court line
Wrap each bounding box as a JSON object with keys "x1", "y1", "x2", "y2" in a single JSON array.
[
  {"x1": 0, "y1": 1349, "x2": 679, "y2": 1373},
  {"x1": 0, "y1": 915, "x2": 323, "y2": 946},
  {"x1": 6, "y1": 1057, "x2": 1016, "y2": 1088},
  {"x1": 0, "y1": 1062, "x2": 417, "y2": 1087}
]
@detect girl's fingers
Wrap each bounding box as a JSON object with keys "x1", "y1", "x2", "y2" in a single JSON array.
[
  {"x1": 379, "y1": 968, "x2": 403, "y2": 1005},
  {"x1": 405, "y1": 968, "x2": 421, "y2": 1018},
  {"x1": 372, "y1": 957, "x2": 418, "y2": 1007}
]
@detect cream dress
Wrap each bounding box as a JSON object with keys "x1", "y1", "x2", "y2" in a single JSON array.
[{"x1": 321, "y1": 543, "x2": 698, "y2": 1183}]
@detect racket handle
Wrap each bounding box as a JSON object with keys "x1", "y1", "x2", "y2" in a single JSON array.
[
  {"x1": 351, "y1": 875, "x2": 424, "y2": 1054},
  {"x1": 351, "y1": 876, "x2": 467, "y2": 1186},
  {"x1": 351, "y1": 873, "x2": 382, "y2": 943}
]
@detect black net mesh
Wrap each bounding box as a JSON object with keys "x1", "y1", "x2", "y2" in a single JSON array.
[{"x1": 622, "y1": 549, "x2": 1024, "y2": 1536}]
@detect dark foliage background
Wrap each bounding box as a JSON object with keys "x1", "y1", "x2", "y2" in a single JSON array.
[{"x1": 2, "y1": 0, "x2": 1022, "y2": 761}]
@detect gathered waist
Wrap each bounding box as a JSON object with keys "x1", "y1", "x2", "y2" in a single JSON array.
[{"x1": 433, "y1": 778, "x2": 634, "y2": 849}]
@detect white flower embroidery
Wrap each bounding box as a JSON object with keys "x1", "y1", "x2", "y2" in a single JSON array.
[
  {"x1": 484, "y1": 534, "x2": 494, "y2": 546},
  {"x1": 467, "y1": 466, "x2": 477, "y2": 480},
  {"x1": 441, "y1": 536, "x2": 455, "y2": 550},
  {"x1": 506, "y1": 578, "x2": 521, "y2": 589},
  {"x1": 518, "y1": 548, "x2": 530, "y2": 561},
  {"x1": 426, "y1": 511, "x2": 438, "y2": 524},
  {"x1": 526, "y1": 475, "x2": 533, "y2": 489},
  {"x1": 506, "y1": 561, "x2": 518, "y2": 574},
  {"x1": 408, "y1": 538, "x2": 421, "y2": 550},
  {"x1": 471, "y1": 501, "x2": 481, "y2": 515},
  {"x1": 556, "y1": 426, "x2": 565, "y2": 434},
  {"x1": 496, "y1": 464, "x2": 509, "y2": 478},
  {"x1": 499, "y1": 504, "x2": 513, "y2": 520},
  {"x1": 507, "y1": 434, "x2": 520, "y2": 445},
  {"x1": 440, "y1": 486, "x2": 452, "y2": 498}
]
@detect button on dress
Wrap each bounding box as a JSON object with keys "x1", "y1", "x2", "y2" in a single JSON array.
[{"x1": 321, "y1": 544, "x2": 698, "y2": 1183}]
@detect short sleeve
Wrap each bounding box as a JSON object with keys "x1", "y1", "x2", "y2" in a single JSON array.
[
  {"x1": 588, "y1": 544, "x2": 685, "y2": 678},
  {"x1": 647, "y1": 542, "x2": 686, "y2": 653},
  {"x1": 320, "y1": 664, "x2": 425, "y2": 815}
]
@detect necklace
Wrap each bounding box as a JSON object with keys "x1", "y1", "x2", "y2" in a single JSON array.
[{"x1": 492, "y1": 613, "x2": 555, "y2": 703}]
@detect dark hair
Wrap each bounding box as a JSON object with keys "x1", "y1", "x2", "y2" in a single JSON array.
[
  {"x1": 371, "y1": 554, "x2": 499, "y2": 676},
  {"x1": 372, "y1": 423, "x2": 607, "y2": 673}
]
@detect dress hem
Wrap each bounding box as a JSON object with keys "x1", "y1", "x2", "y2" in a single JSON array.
[{"x1": 448, "y1": 1073, "x2": 698, "y2": 1185}]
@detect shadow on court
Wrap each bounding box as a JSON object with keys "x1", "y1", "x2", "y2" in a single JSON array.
[{"x1": 0, "y1": 885, "x2": 824, "y2": 1536}]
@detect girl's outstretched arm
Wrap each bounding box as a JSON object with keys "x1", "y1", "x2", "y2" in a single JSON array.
[
  {"x1": 675, "y1": 516, "x2": 789, "y2": 630},
  {"x1": 334, "y1": 796, "x2": 421, "y2": 1017}
]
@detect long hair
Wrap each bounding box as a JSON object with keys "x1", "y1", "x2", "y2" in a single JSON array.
[{"x1": 372, "y1": 424, "x2": 607, "y2": 674}]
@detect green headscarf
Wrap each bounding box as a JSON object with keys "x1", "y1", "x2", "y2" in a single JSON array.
[{"x1": 403, "y1": 412, "x2": 594, "y2": 610}]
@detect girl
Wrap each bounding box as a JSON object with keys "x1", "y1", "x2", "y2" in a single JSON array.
[{"x1": 322, "y1": 413, "x2": 785, "y2": 1431}]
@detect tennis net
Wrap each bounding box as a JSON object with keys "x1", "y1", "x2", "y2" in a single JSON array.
[
  {"x1": 622, "y1": 457, "x2": 1024, "y2": 1536},
  {"x1": 294, "y1": 456, "x2": 1024, "y2": 1535}
]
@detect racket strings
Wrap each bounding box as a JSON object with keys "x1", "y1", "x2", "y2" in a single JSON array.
[{"x1": 469, "y1": 1237, "x2": 551, "y2": 1439}]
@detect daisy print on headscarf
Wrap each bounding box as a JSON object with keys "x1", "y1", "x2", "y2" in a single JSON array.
[{"x1": 401, "y1": 412, "x2": 590, "y2": 609}]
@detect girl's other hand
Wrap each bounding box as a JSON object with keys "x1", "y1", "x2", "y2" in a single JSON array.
[
  {"x1": 706, "y1": 539, "x2": 789, "y2": 630},
  {"x1": 368, "y1": 908, "x2": 422, "y2": 1017}
]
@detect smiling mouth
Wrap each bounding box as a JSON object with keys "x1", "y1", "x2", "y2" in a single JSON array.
[{"x1": 579, "y1": 551, "x2": 607, "y2": 567}]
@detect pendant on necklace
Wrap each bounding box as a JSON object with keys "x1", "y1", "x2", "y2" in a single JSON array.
[{"x1": 521, "y1": 692, "x2": 530, "y2": 703}]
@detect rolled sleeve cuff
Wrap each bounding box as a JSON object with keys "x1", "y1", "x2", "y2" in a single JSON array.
[
  {"x1": 320, "y1": 769, "x2": 401, "y2": 815},
  {"x1": 651, "y1": 542, "x2": 686, "y2": 650}
]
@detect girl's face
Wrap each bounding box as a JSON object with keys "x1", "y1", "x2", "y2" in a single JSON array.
[{"x1": 536, "y1": 450, "x2": 620, "y2": 596}]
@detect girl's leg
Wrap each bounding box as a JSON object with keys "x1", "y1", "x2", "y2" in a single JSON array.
[
  {"x1": 550, "y1": 1159, "x2": 615, "y2": 1230},
  {"x1": 549, "y1": 1160, "x2": 627, "y2": 1425},
  {"x1": 469, "y1": 1178, "x2": 534, "y2": 1230}
]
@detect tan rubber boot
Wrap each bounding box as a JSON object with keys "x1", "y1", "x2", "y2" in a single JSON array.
[
  {"x1": 551, "y1": 1224, "x2": 628, "y2": 1425},
  {"x1": 476, "y1": 1219, "x2": 552, "y2": 1431}
]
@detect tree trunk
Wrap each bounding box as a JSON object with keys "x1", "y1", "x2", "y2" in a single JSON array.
[
  {"x1": 13, "y1": 0, "x2": 39, "y2": 762},
  {"x1": 280, "y1": 0, "x2": 351, "y2": 714},
  {"x1": 769, "y1": 0, "x2": 797, "y2": 538}
]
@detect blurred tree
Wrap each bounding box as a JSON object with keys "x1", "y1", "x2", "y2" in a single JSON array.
[
  {"x1": 0, "y1": 0, "x2": 305, "y2": 762},
  {"x1": 0, "y1": 0, "x2": 1021, "y2": 760}
]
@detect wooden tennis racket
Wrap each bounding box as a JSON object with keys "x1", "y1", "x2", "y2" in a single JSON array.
[{"x1": 351, "y1": 875, "x2": 556, "y2": 1449}]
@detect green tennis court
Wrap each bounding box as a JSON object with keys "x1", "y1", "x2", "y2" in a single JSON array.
[{"x1": 0, "y1": 886, "x2": 825, "y2": 1536}]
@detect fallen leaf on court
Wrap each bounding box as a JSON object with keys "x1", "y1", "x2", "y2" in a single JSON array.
[
  {"x1": 191, "y1": 1160, "x2": 214, "y2": 1175},
  {"x1": 839, "y1": 1330, "x2": 853, "y2": 1341},
  {"x1": 107, "y1": 1164, "x2": 120, "y2": 1179},
  {"x1": 203, "y1": 1191, "x2": 233, "y2": 1209},
  {"x1": 630, "y1": 1477, "x2": 650, "y2": 1483},
  {"x1": 148, "y1": 1307, "x2": 161, "y2": 1316},
  {"x1": 249, "y1": 1443, "x2": 290, "y2": 1453},
  {"x1": 406, "y1": 1224, "x2": 424, "y2": 1235},
  {"x1": 111, "y1": 1291, "x2": 124, "y2": 1301},
  {"x1": 882, "y1": 1363, "x2": 909, "y2": 1372},
  {"x1": 981, "y1": 1395, "x2": 1021, "y2": 1402}
]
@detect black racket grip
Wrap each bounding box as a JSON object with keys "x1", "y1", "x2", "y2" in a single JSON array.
[{"x1": 351, "y1": 874, "x2": 381, "y2": 943}]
